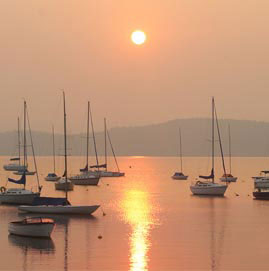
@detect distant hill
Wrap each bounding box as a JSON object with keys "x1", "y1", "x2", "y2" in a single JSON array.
[{"x1": 0, "y1": 118, "x2": 269, "y2": 157}]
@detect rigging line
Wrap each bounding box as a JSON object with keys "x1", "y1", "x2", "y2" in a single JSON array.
[
  {"x1": 214, "y1": 103, "x2": 227, "y2": 183},
  {"x1": 107, "y1": 130, "x2": 120, "y2": 172},
  {"x1": 26, "y1": 103, "x2": 41, "y2": 192}
]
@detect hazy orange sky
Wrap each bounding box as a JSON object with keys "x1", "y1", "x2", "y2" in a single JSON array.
[{"x1": 1, "y1": 1, "x2": 269, "y2": 133}]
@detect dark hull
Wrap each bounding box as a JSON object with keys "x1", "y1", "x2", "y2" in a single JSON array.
[{"x1": 253, "y1": 191, "x2": 269, "y2": 200}]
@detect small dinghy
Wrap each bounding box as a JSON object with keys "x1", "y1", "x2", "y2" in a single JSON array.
[{"x1": 8, "y1": 217, "x2": 55, "y2": 238}]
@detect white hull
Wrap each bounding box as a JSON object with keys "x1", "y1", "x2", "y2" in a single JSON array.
[
  {"x1": 3, "y1": 164, "x2": 27, "y2": 172},
  {"x1": 190, "y1": 183, "x2": 227, "y2": 196},
  {"x1": 172, "y1": 175, "x2": 188, "y2": 180},
  {"x1": 18, "y1": 204, "x2": 100, "y2": 215},
  {"x1": 9, "y1": 222, "x2": 54, "y2": 238},
  {"x1": 45, "y1": 176, "x2": 61, "y2": 182},
  {"x1": 220, "y1": 177, "x2": 237, "y2": 182},
  {"x1": 70, "y1": 174, "x2": 100, "y2": 185},
  {"x1": 0, "y1": 190, "x2": 40, "y2": 205}
]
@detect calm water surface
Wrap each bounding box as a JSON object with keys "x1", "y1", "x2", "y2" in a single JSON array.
[{"x1": 0, "y1": 156, "x2": 268, "y2": 271}]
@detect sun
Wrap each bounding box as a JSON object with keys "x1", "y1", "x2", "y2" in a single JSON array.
[{"x1": 131, "y1": 30, "x2": 146, "y2": 45}]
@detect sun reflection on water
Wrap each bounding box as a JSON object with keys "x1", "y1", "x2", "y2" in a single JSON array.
[{"x1": 121, "y1": 189, "x2": 157, "y2": 271}]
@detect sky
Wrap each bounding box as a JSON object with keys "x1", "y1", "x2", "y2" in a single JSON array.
[{"x1": 0, "y1": 0, "x2": 269, "y2": 133}]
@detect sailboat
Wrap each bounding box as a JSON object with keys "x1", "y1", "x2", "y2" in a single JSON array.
[
  {"x1": 3, "y1": 118, "x2": 28, "y2": 172},
  {"x1": 0, "y1": 101, "x2": 41, "y2": 204},
  {"x1": 172, "y1": 128, "x2": 188, "y2": 180},
  {"x1": 70, "y1": 101, "x2": 100, "y2": 185},
  {"x1": 90, "y1": 118, "x2": 124, "y2": 178},
  {"x1": 45, "y1": 126, "x2": 61, "y2": 182},
  {"x1": 220, "y1": 125, "x2": 237, "y2": 182},
  {"x1": 18, "y1": 92, "x2": 100, "y2": 215},
  {"x1": 190, "y1": 97, "x2": 228, "y2": 196}
]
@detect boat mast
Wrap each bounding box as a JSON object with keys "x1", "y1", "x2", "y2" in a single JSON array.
[
  {"x1": 52, "y1": 125, "x2": 56, "y2": 173},
  {"x1": 63, "y1": 92, "x2": 68, "y2": 200},
  {"x1": 179, "y1": 127, "x2": 183, "y2": 173},
  {"x1": 212, "y1": 97, "x2": 215, "y2": 183},
  {"x1": 26, "y1": 103, "x2": 41, "y2": 192},
  {"x1": 17, "y1": 117, "x2": 21, "y2": 166},
  {"x1": 86, "y1": 102, "x2": 90, "y2": 171},
  {"x1": 89, "y1": 102, "x2": 99, "y2": 169},
  {"x1": 228, "y1": 125, "x2": 232, "y2": 175},
  {"x1": 23, "y1": 101, "x2": 26, "y2": 189},
  {"x1": 107, "y1": 130, "x2": 120, "y2": 173},
  {"x1": 104, "y1": 118, "x2": 107, "y2": 172}
]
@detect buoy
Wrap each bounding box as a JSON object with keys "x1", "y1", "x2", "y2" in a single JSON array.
[
  {"x1": 235, "y1": 193, "x2": 239, "y2": 196},
  {"x1": 98, "y1": 235, "x2": 102, "y2": 239}
]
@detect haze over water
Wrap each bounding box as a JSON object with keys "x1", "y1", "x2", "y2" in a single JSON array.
[{"x1": 0, "y1": 156, "x2": 268, "y2": 270}]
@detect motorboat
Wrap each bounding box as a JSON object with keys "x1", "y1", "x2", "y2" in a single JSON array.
[{"x1": 8, "y1": 217, "x2": 55, "y2": 238}]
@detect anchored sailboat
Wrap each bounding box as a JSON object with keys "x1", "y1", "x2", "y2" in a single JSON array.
[
  {"x1": 172, "y1": 128, "x2": 188, "y2": 180},
  {"x1": 18, "y1": 92, "x2": 100, "y2": 215},
  {"x1": 190, "y1": 97, "x2": 228, "y2": 196},
  {"x1": 220, "y1": 125, "x2": 237, "y2": 182},
  {"x1": 3, "y1": 118, "x2": 28, "y2": 172},
  {"x1": 70, "y1": 101, "x2": 100, "y2": 185},
  {"x1": 0, "y1": 101, "x2": 41, "y2": 204},
  {"x1": 45, "y1": 126, "x2": 61, "y2": 182}
]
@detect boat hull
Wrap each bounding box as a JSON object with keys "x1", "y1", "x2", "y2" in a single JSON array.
[
  {"x1": 14, "y1": 171, "x2": 36, "y2": 176},
  {"x1": 0, "y1": 192, "x2": 40, "y2": 205},
  {"x1": 172, "y1": 175, "x2": 188, "y2": 180},
  {"x1": 18, "y1": 204, "x2": 100, "y2": 215},
  {"x1": 3, "y1": 164, "x2": 27, "y2": 171},
  {"x1": 8, "y1": 222, "x2": 54, "y2": 238},
  {"x1": 45, "y1": 176, "x2": 61, "y2": 182},
  {"x1": 70, "y1": 175, "x2": 100, "y2": 185},
  {"x1": 190, "y1": 183, "x2": 227, "y2": 196},
  {"x1": 253, "y1": 191, "x2": 269, "y2": 200},
  {"x1": 220, "y1": 177, "x2": 237, "y2": 182},
  {"x1": 55, "y1": 182, "x2": 73, "y2": 191}
]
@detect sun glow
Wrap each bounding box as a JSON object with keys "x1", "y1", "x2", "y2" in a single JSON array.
[{"x1": 131, "y1": 30, "x2": 146, "y2": 45}]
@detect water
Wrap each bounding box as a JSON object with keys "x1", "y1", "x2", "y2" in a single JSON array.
[{"x1": 0, "y1": 156, "x2": 268, "y2": 270}]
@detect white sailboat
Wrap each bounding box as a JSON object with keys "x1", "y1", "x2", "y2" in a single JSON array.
[
  {"x1": 190, "y1": 97, "x2": 228, "y2": 196},
  {"x1": 70, "y1": 101, "x2": 100, "y2": 185},
  {"x1": 90, "y1": 118, "x2": 125, "y2": 178},
  {"x1": 45, "y1": 126, "x2": 61, "y2": 182},
  {"x1": 0, "y1": 101, "x2": 41, "y2": 204},
  {"x1": 18, "y1": 92, "x2": 100, "y2": 215},
  {"x1": 3, "y1": 118, "x2": 28, "y2": 172},
  {"x1": 172, "y1": 128, "x2": 188, "y2": 180},
  {"x1": 220, "y1": 125, "x2": 237, "y2": 182}
]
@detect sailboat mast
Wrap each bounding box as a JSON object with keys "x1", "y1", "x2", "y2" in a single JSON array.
[
  {"x1": 228, "y1": 125, "x2": 232, "y2": 175},
  {"x1": 107, "y1": 130, "x2": 120, "y2": 173},
  {"x1": 104, "y1": 118, "x2": 107, "y2": 171},
  {"x1": 18, "y1": 117, "x2": 21, "y2": 166},
  {"x1": 179, "y1": 127, "x2": 183, "y2": 173},
  {"x1": 63, "y1": 92, "x2": 68, "y2": 200},
  {"x1": 23, "y1": 101, "x2": 26, "y2": 189},
  {"x1": 89, "y1": 102, "x2": 99, "y2": 168},
  {"x1": 212, "y1": 97, "x2": 215, "y2": 183},
  {"x1": 86, "y1": 102, "x2": 89, "y2": 170},
  {"x1": 52, "y1": 125, "x2": 56, "y2": 173}
]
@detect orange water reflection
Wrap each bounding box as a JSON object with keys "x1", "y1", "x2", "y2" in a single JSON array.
[{"x1": 121, "y1": 189, "x2": 156, "y2": 271}]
